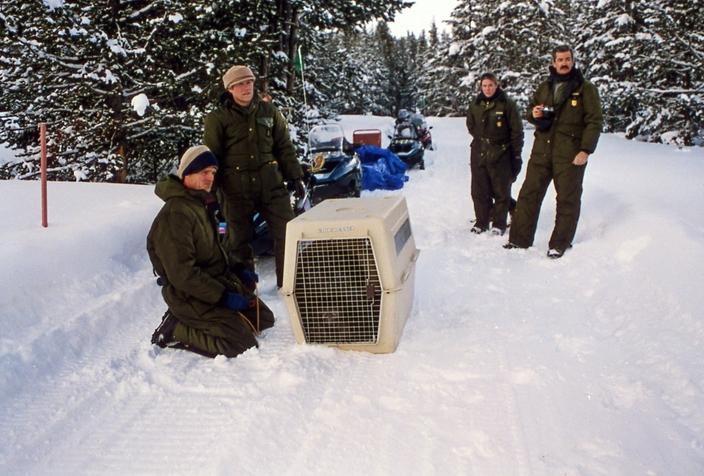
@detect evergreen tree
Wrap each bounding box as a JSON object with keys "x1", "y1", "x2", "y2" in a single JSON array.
[
  {"x1": 578, "y1": 0, "x2": 704, "y2": 146},
  {"x1": 420, "y1": 13, "x2": 468, "y2": 116},
  {"x1": 394, "y1": 34, "x2": 422, "y2": 112},
  {"x1": 442, "y1": 0, "x2": 573, "y2": 115},
  {"x1": 0, "y1": 0, "x2": 245, "y2": 182},
  {"x1": 0, "y1": 0, "x2": 408, "y2": 183}
]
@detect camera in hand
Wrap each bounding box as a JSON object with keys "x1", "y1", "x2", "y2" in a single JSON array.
[{"x1": 542, "y1": 105, "x2": 555, "y2": 120}]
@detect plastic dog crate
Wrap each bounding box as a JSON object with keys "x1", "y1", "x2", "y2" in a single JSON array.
[{"x1": 281, "y1": 196, "x2": 419, "y2": 353}]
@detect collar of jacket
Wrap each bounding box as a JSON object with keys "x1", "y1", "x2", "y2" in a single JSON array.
[
  {"x1": 154, "y1": 174, "x2": 218, "y2": 205},
  {"x1": 548, "y1": 66, "x2": 584, "y2": 84},
  {"x1": 547, "y1": 66, "x2": 586, "y2": 114},
  {"x1": 190, "y1": 188, "x2": 216, "y2": 204},
  {"x1": 219, "y1": 91, "x2": 259, "y2": 114},
  {"x1": 475, "y1": 88, "x2": 506, "y2": 105}
]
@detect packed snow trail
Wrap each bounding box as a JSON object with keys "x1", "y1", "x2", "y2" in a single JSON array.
[{"x1": 1, "y1": 116, "x2": 703, "y2": 475}]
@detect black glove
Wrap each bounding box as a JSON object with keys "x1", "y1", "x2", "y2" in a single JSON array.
[
  {"x1": 294, "y1": 178, "x2": 306, "y2": 198},
  {"x1": 231, "y1": 263, "x2": 258, "y2": 291},
  {"x1": 534, "y1": 116, "x2": 553, "y2": 131},
  {"x1": 511, "y1": 157, "x2": 523, "y2": 182},
  {"x1": 239, "y1": 268, "x2": 258, "y2": 288},
  {"x1": 221, "y1": 292, "x2": 254, "y2": 311}
]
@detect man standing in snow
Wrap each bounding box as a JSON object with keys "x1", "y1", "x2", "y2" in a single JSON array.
[
  {"x1": 147, "y1": 145, "x2": 275, "y2": 358},
  {"x1": 505, "y1": 45, "x2": 603, "y2": 258},
  {"x1": 204, "y1": 65, "x2": 305, "y2": 288},
  {"x1": 466, "y1": 72, "x2": 524, "y2": 236}
]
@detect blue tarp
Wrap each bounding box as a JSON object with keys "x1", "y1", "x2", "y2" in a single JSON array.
[{"x1": 356, "y1": 145, "x2": 409, "y2": 191}]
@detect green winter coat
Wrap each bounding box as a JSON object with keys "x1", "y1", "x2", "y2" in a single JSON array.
[
  {"x1": 466, "y1": 89, "x2": 524, "y2": 173},
  {"x1": 508, "y1": 67, "x2": 603, "y2": 250},
  {"x1": 526, "y1": 68, "x2": 603, "y2": 163},
  {"x1": 146, "y1": 175, "x2": 250, "y2": 334},
  {"x1": 203, "y1": 94, "x2": 302, "y2": 203}
]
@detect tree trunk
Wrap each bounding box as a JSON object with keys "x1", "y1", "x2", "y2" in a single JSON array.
[{"x1": 286, "y1": 8, "x2": 299, "y2": 94}]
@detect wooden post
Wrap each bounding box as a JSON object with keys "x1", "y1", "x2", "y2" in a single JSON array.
[{"x1": 39, "y1": 122, "x2": 48, "y2": 228}]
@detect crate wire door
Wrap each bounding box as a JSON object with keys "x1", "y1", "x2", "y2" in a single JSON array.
[{"x1": 293, "y1": 237, "x2": 382, "y2": 344}]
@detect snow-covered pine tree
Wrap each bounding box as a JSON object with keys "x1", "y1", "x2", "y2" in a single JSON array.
[
  {"x1": 417, "y1": 21, "x2": 463, "y2": 116},
  {"x1": 309, "y1": 29, "x2": 377, "y2": 115},
  {"x1": 578, "y1": 0, "x2": 704, "y2": 146},
  {"x1": 443, "y1": 0, "x2": 573, "y2": 116},
  {"x1": 393, "y1": 33, "x2": 422, "y2": 113},
  {"x1": 1, "y1": 1, "x2": 125, "y2": 181},
  {"x1": 1, "y1": 0, "x2": 408, "y2": 183},
  {"x1": 356, "y1": 26, "x2": 395, "y2": 115},
  {"x1": 371, "y1": 23, "x2": 399, "y2": 115},
  {"x1": 0, "y1": 0, "x2": 250, "y2": 182},
  {"x1": 413, "y1": 31, "x2": 429, "y2": 111},
  {"x1": 308, "y1": 25, "x2": 395, "y2": 116}
]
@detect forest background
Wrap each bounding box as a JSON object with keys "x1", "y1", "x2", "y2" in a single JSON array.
[{"x1": 1, "y1": 0, "x2": 702, "y2": 183}]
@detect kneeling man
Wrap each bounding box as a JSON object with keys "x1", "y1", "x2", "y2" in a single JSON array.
[{"x1": 147, "y1": 145, "x2": 274, "y2": 357}]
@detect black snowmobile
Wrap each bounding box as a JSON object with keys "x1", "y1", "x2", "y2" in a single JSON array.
[
  {"x1": 394, "y1": 109, "x2": 433, "y2": 151},
  {"x1": 388, "y1": 121, "x2": 425, "y2": 170},
  {"x1": 302, "y1": 124, "x2": 362, "y2": 205}
]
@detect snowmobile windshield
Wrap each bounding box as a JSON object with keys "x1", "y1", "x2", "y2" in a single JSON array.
[{"x1": 308, "y1": 124, "x2": 345, "y2": 153}]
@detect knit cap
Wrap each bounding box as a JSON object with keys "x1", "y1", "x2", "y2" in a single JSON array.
[
  {"x1": 222, "y1": 65, "x2": 255, "y2": 89},
  {"x1": 177, "y1": 145, "x2": 218, "y2": 179}
]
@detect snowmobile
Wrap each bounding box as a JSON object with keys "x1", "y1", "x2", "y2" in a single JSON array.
[
  {"x1": 302, "y1": 124, "x2": 362, "y2": 205},
  {"x1": 395, "y1": 110, "x2": 433, "y2": 150},
  {"x1": 388, "y1": 121, "x2": 425, "y2": 170}
]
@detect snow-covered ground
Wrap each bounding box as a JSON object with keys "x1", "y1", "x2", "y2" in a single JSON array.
[{"x1": 1, "y1": 115, "x2": 703, "y2": 475}]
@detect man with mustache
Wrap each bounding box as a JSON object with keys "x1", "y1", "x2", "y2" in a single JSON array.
[{"x1": 505, "y1": 45, "x2": 603, "y2": 258}]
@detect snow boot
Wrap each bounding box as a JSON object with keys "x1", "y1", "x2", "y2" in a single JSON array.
[
  {"x1": 547, "y1": 244, "x2": 573, "y2": 259},
  {"x1": 151, "y1": 310, "x2": 178, "y2": 348},
  {"x1": 547, "y1": 248, "x2": 564, "y2": 259}
]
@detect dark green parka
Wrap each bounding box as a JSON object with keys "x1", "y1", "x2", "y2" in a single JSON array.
[
  {"x1": 466, "y1": 89, "x2": 524, "y2": 175},
  {"x1": 203, "y1": 93, "x2": 302, "y2": 202},
  {"x1": 146, "y1": 175, "x2": 250, "y2": 333},
  {"x1": 526, "y1": 67, "x2": 603, "y2": 163}
]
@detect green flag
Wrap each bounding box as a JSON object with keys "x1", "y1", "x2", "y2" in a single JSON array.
[{"x1": 294, "y1": 46, "x2": 304, "y2": 74}]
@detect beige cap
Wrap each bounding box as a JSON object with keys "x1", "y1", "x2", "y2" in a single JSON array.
[
  {"x1": 222, "y1": 65, "x2": 255, "y2": 89},
  {"x1": 177, "y1": 145, "x2": 218, "y2": 179}
]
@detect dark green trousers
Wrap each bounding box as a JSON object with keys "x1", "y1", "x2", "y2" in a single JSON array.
[
  {"x1": 172, "y1": 299, "x2": 275, "y2": 358},
  {"x1": 224, "y1": 194, "x2": 294, "y2": 288},
  {"x1": 509, "y1": 156, "x2": 586, "y2": 250},
  {"x1": 470, "y1": 156, "x2": 513, "y2": 231}
]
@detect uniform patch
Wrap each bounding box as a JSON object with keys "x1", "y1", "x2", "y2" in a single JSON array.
[
  {"x1": 571, "y1": 93, "x2": 580, "y2": 107},
  {"x1": 257, "y1": 117, "x2": 274, "y2": 128}
]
